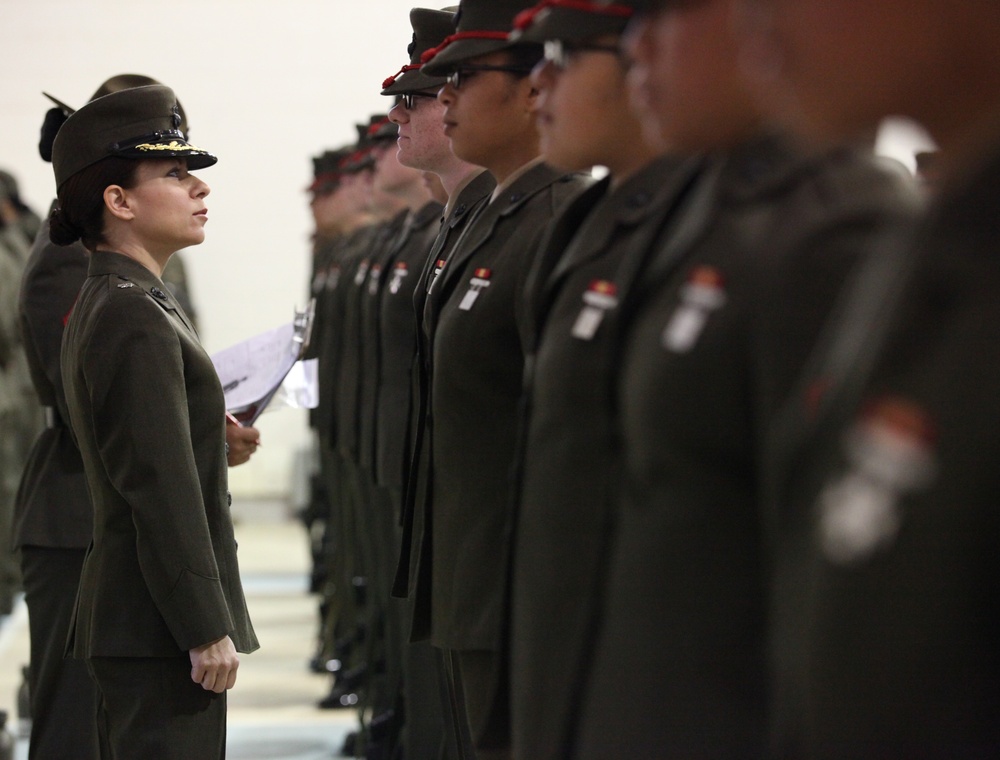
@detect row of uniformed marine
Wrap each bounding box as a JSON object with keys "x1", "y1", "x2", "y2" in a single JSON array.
[
  {"x1": 301, "y1": 0, "x2": 995, "y2": 758},
  {"x1": 0, "y1": 0, "x2": 989, "y2": 757}
]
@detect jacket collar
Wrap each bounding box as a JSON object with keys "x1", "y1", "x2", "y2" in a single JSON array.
[{"x1": 88, "y1": 249, "x2": 196, "y2": 334}]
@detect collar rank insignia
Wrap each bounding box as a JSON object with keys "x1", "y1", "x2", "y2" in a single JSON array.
[
  {"x1": 817, "y1": 395, "x2": 937, "y2": 565},
  {"x1": 458, "y1": 268, "x2": 492, "y2": 311},
  {"x1": 150, "y1": 287, "x2": 168, "y2": 300},
  {"x1": 572, "y1": 279, "x2": 619, "y2": 341},
  {"x1": 117, "y1": 282, "x2": 135, "y2": 289},
  {"x1": 389, "y1": 262, "x2": 409, "y2": 295},
  {"x1": 661, "y1": 265, "x2": 727, "y2": 353}
]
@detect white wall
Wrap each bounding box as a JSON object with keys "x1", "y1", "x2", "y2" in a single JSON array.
[{"x1": 0, "y1": 0, "x2": 424, "y2": 500}]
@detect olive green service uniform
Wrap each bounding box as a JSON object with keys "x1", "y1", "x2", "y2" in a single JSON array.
[
  {"x1": 570, "y1": 135, "x2": 918, "y2": 759},
  {"x1": 350, "y1": 209, "x2": 411, "y2": 723},
  {"x1": 372, "y1": 200, "x2": 450, "y2": 758},
  {"x1": 319, "y1": 223, "x2": 383, "y2": 684},
  {"x1": 305, "y1": 222, "x2": 346, "y2": 600},
  {"x1": 397, "y1": 168, "x2": 495, "y2": 760},
  {"x1": 1, "y1": 220, "x2": 42, "y2": 617},
  {"x1": 396, "y1": 170, "x2": 497, "y2": 609},
  {"x1": 767, "y1": 143, "x2": 1000, "y2": 758},
  {"x1": 12, "y1": 218, "x2": 101, "y2": 759},
  {"x1": 354, "y1": 200, "x2": 444, "y2": 754},
  {"x1": 62, "y1": 250, "x2": 258, "y2": 757},
  {"x1": 398, "y1": 161, "x2": 589, "y2": 749},
  {"x1": 331, "y1": 217, "x2": 401, "y2": 682},
  {"x1": 373, "y1": 201, "x2": 445, "y2": 513},
  {"x1": 510, "y1": 154, "x2": 702, "y2": 760}
]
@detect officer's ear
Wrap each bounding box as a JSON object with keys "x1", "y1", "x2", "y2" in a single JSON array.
[{"x1": 103, "y1": 185, "x2": 135, "y2": 222}]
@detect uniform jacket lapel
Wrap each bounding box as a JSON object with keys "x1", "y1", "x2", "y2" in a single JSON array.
[{"x1": 433, "y1": 162, "x2": 565, "y2": 303}]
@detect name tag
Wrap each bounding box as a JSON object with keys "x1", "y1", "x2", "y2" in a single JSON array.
[
  {"x1": 571, "y1": 280, "x2": 618, "y2": 341},
  {"x1": 458, "y1": 269, "x2": 492, "y2": 312},
  {"x1": 389, "y1": 263, "x2": 409, "y2": 295},
  {"x1": 661, "y1": 266, "x2": 727, "y2": 353}
]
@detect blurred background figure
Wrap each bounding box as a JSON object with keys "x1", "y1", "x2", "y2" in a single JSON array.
[
  {"x1": 1, "y1": 168, "x2": 43, "y2": 623},
  {"x1": 0, "y1": 170, "x2": 42, "y2": 245}
]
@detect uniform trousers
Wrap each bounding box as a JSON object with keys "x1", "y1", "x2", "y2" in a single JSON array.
[
  {"x1": 21, "y1": 546, "x2": 100, "y2": 759},
  {"x1": 86, "y1": 655, "x2": 226, "y2": 760},
  {"x1": 445, "y1": 649, "x2": 510, "y2": 760}
]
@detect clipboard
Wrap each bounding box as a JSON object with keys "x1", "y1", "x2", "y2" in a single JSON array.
[{"x1": 211, "y1": 299, "x2": 316, "y2": 425}]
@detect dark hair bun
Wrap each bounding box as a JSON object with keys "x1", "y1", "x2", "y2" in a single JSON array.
[
  {"x1": 48, "y1": 206, "x2": 83, "y2": 246},
  {"x1": 39, "y1": 107, "x2": 69, "y2": 163}
]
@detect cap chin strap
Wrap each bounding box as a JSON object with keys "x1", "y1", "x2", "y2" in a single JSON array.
[
  {"x1": 420, "y1": 30, "x2": 511, "y2": 64},
  {"x1": 109, "y1": 129, "x2": 187, "y2": 153},
  {"x1": 382, "y1": 64, "x2": 423, "y2": 90}
]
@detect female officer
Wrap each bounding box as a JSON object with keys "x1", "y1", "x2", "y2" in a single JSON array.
[
  {"x1": 15, "y1": 74, "x2": 261, "y2": 760},
  {"x1": 734, "y1": 1, "x2": 1000, "y2": 755},
  {"x1": 50, "y1": 84, "x2": 257, "y2": 760}
]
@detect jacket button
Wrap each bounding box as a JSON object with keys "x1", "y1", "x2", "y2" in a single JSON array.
[{"x1": 227, "y1": 491, "x2": 233, "y2": 507}]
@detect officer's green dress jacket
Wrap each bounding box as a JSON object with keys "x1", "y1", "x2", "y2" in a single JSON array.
[
  {"x1": 571, "y1": 134, "x2": 919, "y2": 759},
  {"x1": 335, "y1": 221, "x2": 399, "y2": 464},
  {"x1": 358, "y1": 210, "x2": 413, "y2": 481},
  {"x1": 61, "y1": 250, "x2": 258, "y2": 657},
  {"x1": 768, "y1": 140, "x2": 1000, "y2": 758}
]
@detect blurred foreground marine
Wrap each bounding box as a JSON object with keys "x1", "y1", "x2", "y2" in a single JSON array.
[{"x1": 733, "y1": 0, "x2": 1000, "y2": 755}]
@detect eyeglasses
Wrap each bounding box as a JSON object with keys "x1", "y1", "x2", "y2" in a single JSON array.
[
  {"x1": 401, "y1": 91, "x2": 438, "y2": 110},
  {"x1": 445, "y1": 64, "x2": 533, "y2": 90},
  {"x1": 542, "y1": 39, "x2": 622, "y2": 70}
]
